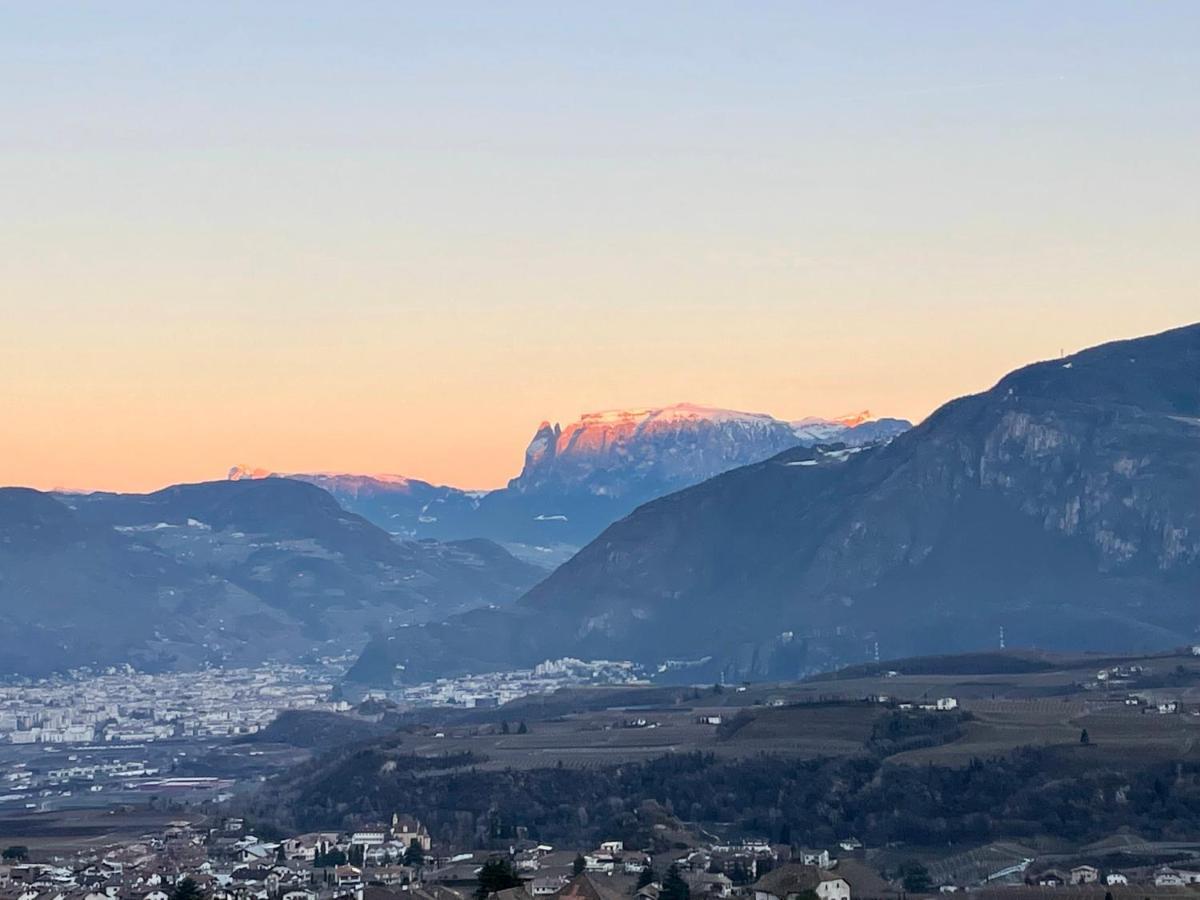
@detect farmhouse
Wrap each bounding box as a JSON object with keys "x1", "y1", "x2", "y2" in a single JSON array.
[
  {"x1": 1068, "y1": 866, "x2": 1098, "y2": 885},
  {"x1": 753, "y1": 864, "x2": 851, "y2": 900},
  {"x1": 1155, "y1": 870, "x2": 1184, "y2": 887},
  {"x1": 1031, "y1": 870, "x2": 1067, "y2": 887}
]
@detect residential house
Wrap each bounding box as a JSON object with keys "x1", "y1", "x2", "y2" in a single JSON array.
[
  {"x1": 552, "y1": 873, "x2": 627, "y2": 900},
  {"x1": 1155, "y1": 870, "x2": 1185, "y2": 887},
  {"x1": 391, "y1": 816, "x2": 432, "y2": 853},
  {"x1": 797, "y1": 850, "x2": 832, "y2": 871},
  {"x1": 351, "y1": 827, "x2": 389, "y2": 849},
  {"x1": 281, "y1": 834, "x2": 338, "y2": 863},
  {"x1": 531, "y1": 876, "x2": 569, "y2": 896},
  {"x1": 753, "y1": 864, "x2": 851, "y2": 900},
  {"x1": 684, "y1": 872, "x2": 733, "y2": 898},
  {"x1": 1032, "y1": 871, "x2": 1066, "y2": 887},
  {"x1": 1069, "y1": 866, "x2": 1098, "y2": 885}
]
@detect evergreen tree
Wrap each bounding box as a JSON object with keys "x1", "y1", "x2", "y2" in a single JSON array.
[
  {"x1": 661, "y1": 865, "x2": 690, "y2": 900},
  {"x1": 636, "y1": 866, "x2": 656, "y2": 890},
  {"x1": 574, "y1": 854, "x2": 587, "y2": 875},
  {"x1": 729, "y1": 863, "x2": 749, "y2": 886},
  {"x1": 404, "y1": 839, "x2": 425, "y2": 868},
  {"x1": 1080, "y1": 728, "x2": 1091, "y2": 745},
  {"x1": 899, "y1": 862, "x2": 931, "y2": 893},
  {"x1": 517, "y1": 722, "x2": 528, "y2": 734},
  {"x1": 170, "y1": 877, "x2": 205, "y2": 900},
  {"x1": 476, "y1": 858, "x2": 522, "y2": 900}
]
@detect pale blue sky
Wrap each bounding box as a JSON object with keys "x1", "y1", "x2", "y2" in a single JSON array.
[{"x1": 1, "y1": 3, "x2": 1197, "y2": 490}]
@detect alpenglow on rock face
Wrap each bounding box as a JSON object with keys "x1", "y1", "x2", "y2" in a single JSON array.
[
  {"x1": 509, "y1": 403, "x2": 803, "y2": 495},
  {"x1": 233, "y1": 404, "x2": 911, "y2": 550},
  {"x1": 344, "y1": 323, "x2": 1200, "y2": 688}
]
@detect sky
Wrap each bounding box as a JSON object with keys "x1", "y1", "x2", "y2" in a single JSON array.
[{"x1": 2, "y1": 3, "x2": 1198, "y2": 493}]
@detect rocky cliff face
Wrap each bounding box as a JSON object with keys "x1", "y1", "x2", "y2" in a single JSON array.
[
  {"x1": 509, "y1": 404, "x2": 806, "y2": 495},
  {"x1": 237, "y1": 405, "x2": 909, "y2": 550},
  {"x1": 345, "y1": 323, "x2": 1200, "y2": 687}
]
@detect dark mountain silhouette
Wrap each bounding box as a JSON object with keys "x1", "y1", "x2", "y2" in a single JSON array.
[{"x1": 346, "y1": 323, "x2": 1200, "y2": 686}]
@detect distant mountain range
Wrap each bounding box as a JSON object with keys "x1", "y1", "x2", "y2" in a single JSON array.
[
  {"x1": 345, "y1": 324, "x2": 1200, "y2": 687},
  {"x1": 0, "y1": 404, "x2": 906, "y2": 677},
  {"x1": 231, "y1": 404, "x2": 910, "y2": 552},
  {"x1": 0, "y1": 479, "x2": 543, "y2": 676}
]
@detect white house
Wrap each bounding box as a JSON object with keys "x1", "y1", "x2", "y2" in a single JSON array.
[
  {"x1": 753, "y1": 864, "x2": 850, "y2": 900},
  {"x1": 1069, "y1": 866, "x2": 1098, "y2": 885},
  {"x1": 797, "y1": 850, "x2": 832, "y2": 870},
  {"x1": 584, "y1": 855, "x2": 615, "y2": 875},
  {"x1": 1155, "y1": 870, "x2": 1184, "y2": 887},
  {"x1": 350, "y1": 827, "x2": 387, "y2": 848}
]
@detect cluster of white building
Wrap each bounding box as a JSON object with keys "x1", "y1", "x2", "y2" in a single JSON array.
[
  {"x1": 0, "y1": 663, "x2": 349, "y2": 745},
  {"x1": 370, "y1": 659, "x2": 644, "y2": 709}
]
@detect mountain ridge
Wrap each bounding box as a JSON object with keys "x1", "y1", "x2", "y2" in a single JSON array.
[
  {"x1": 344, "y1": 323, "x2": 1200, "y2": 687},
  {"x1": 0, "y1": 479, "x2": 544, "y2": 676},
  {"x1": 230, "y1": 404, "x2": 910, "y2": 548}
]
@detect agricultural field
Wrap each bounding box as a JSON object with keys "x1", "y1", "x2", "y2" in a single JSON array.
[
  {"x1": 206, "y1": 649, "x2": 1200, "y2": 776},
  {"x1": 234, "y1": 649, "x2": 1200, "y2": 853},
  {"x1": 349, "y1": 649, "x2": 1200, "y2": 771},
  {"x1": 386, "y1": 699, "x2": 888, "y2": 770},
  {"x1": 0, "y1": 806, "x2": 207, "y2": 857}
]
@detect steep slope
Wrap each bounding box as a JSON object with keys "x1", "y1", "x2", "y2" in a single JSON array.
[
  {"x1": 227, "y1": 466, "x2": 484, "y2": 545},
  {"x1": 0, "y1": 488, "x2": 288, "y2": 674},
  {"x1": 346, "y1": 323, "x2": 1200, "y2": 686},
  {"x1": 64, "y1": 479, "x2": 543, "y2": 622},
  {"x1": 238, "y1": 405, "x2": 909, "y2": 550},
  {"x1": 792, "y1": 412, "x2": 911, "y2": 445},
  {"x1": 0, "y1": 480, "x2": 545, "y2": 675}
]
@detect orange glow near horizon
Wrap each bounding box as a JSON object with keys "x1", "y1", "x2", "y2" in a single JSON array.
[
  {"x1": 5, "y1": 305, "x2": 1195, "y2": 494},
  {"x1": 2, "y1": 6, "x2": 1198, "y2": 494}
]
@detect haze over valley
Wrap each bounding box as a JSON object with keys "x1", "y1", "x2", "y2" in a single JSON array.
[{"x1": 3, "y1": 6, "x2": 1199, "y2": 900}]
